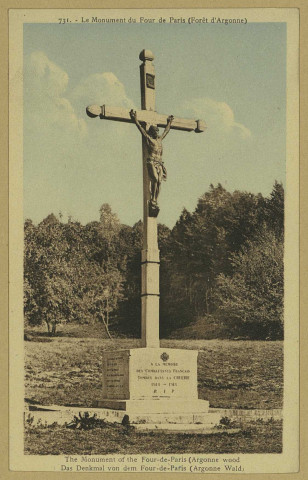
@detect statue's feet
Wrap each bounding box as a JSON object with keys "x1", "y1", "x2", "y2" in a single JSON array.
[{"x1": 149, "y1": 200, "x2": 160, "y2": 217}]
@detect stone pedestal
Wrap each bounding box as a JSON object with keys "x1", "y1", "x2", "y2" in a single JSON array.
[{"x1": 96, "y1": 348, "x2": 220, "y2": 428}]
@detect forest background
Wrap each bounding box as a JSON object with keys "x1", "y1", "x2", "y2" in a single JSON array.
[{"x1": 24, "y1": 182, "x2": 284, "y2": 341}]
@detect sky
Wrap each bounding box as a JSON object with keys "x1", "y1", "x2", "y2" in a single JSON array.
[{"x1": 23, "y1": 22, "x2": 286, "y2": 227}]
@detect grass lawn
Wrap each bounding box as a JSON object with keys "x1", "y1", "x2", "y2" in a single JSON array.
[
  {"x1": 24, "y1": 333, "x2": 283, "y2": 454},
  {"x1": 25, "y1": 336, "x2": 283, "y2": 409},
  {"x1": 25, "y1": 419, "x2": 282, "y2": 455}
]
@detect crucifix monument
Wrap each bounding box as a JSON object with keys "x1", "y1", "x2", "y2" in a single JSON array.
[
  {"x1": 86, "y1": 50, "x2": 220, "y2": 430},
  {"x1": 87, "y1": 49, "x2": 205, "y2": 349}
]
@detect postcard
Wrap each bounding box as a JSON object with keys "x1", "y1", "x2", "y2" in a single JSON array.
[{"x1": 7, "y1": 6, "x2": 300, "y2": 476}]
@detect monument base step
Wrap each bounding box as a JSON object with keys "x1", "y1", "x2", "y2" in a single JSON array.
[
  {"x1": 128, "y1": 412, "x2": 221, "y2": 425},
  {"x1": 26, "y1": 404, "x2": 220, "y2": 427},
  {"x1": 95, "y1": 398, "x2": 209, "y2": 414}
]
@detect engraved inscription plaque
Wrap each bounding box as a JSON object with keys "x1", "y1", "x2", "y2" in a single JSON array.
[
  {"x1": 133, "y1": 362, "x2": 192, "y2": 398},
  {"x1": 102, "y1": 351, "x2": 130, "y2": 399},
  {"x1": 129, "y1": 349, "x2": 198, "y2": 400},
  {"x1": 146, "y1": 73, "x2": 155, "y2": 89},
  {"x1": 101, "y1": 349, "x2": 198, "y2": 401}
]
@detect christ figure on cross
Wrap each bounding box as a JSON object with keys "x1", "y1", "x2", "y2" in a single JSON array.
[{"x1": 130, "y1": 109, "x2": 174, "y2": 209}]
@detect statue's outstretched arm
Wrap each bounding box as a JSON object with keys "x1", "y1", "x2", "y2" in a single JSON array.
[
  {"x1": 130, "y1": 110, "x2": 148, "y2": 138},
  {"x1": 161, "y1": 115, "x2": 174, "y2": 140}
]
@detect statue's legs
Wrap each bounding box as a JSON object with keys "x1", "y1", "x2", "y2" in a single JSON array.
[
  {"x1": 155, "y1": 169, "x2": 163, "y2": 202},
  {"x1": 147, "y1": 160, "x2": 159, "y2": 202}
]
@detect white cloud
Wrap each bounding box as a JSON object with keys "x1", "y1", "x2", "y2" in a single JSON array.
[
  {"x1": 23, "y1": 52, "x2": 142, "y2": 225},
  {"x1": 24, "y1": 51, "x2": 88, "y2": 138},
  {"x1": 69, "y1": 71, "x2": 135, "y2": 110},
  {"x1": 183, "y1": 97, "x2": 251, "y2": 139},
  {"x1": 24, "y1": 52, "x2": 137, "y2": 144}
]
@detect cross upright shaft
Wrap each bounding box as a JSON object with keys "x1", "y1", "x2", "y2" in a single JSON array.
[
  {"x1": 139, "y1": 49, "x2": 160, "y2": 348},
  {"x1": 86, "y1": 50, "x2": 205, "y2": 348}
]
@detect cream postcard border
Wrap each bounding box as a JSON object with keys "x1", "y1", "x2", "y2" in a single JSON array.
[{"x1": 8, "y1": 7, "x2": 299, "y2": 475}]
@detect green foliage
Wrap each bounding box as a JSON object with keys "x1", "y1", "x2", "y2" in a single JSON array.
[
  {"x1": 99, "y1": 203, "x2": 121, "y2": 241},
  {"x1": 24, "y1": 206, "x2": 124, "y2": 335},
  {"x1": 218, "y1": 416, "x2": 237, "y2": 429},
  {"x1": 116, "y1": 221, "x2": 143, "y2": 335},
  {"x1": 24, "y1": 214, "x2": 75, "y2": 333},
  {"x1": 215, "y1": 228, "x2": 283, "y2": 339},
  {"x1": 66, "y1": 412, "x2": 106, "y2": 430},
  {"x1": 24, "y1": 183, "x2": 284, "y2": 340},
  {"x1": 159, "y1": 183, "x2": 284, "y2": 338}
]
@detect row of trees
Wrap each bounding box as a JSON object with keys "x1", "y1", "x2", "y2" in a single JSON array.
[{"x1": 24, "y1": 182, "x2": 284, "y2": 339}]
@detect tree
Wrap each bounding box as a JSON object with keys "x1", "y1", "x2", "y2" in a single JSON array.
[
  {"x1": 99, "y1": 203, "x2": 121, "y2": 241},
  {"x1": 215, "y1": 227, "x2": 284, "y2": 339},
  {"x1": 84, "y1": 266, "x2": 124, "y2": 338},
  {"x1": 24, "y1": 219, "x2": 40, "y2": 326},
  {"x1": 24, "y1": 182, "x2": 284, "y2": 339},
  {"x1": 115, "y1": 221, "x2": 143, "y2": 335},
  {"x1": 263, "y1": 181, "x2": 284, "y2": 239},
  {"x1": 26, "y1": 214, "x2": 76, "y2": 334},
  {"x1": 158, "y1": 183, "x2": 284, "y2": 336}
]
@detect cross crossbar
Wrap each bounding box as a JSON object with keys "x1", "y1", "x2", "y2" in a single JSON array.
[{"x1": 86, "y1": 104, "x2": 206, "y2": 133}]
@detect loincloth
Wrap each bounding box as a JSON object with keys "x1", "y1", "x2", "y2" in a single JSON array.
[{"x1": 147, "y1": 158, "x2": 167, "y2": 181}]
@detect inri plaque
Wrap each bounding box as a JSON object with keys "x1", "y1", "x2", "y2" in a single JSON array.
[{"x1": 146, "y1": 73, "x2": 155, "y2": 89}]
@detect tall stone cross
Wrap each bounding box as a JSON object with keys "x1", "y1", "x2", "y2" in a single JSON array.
[{"x1": 86, "y1": 49, "x2": 205, "y2": 349}]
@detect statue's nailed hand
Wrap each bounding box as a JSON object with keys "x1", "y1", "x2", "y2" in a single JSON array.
[
  {"x1": 130, "y1": 109, "x2": 137, "y2": 121},
  {"x1": 168, "y1": 115, "x2": 174, "y2": 124}
]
